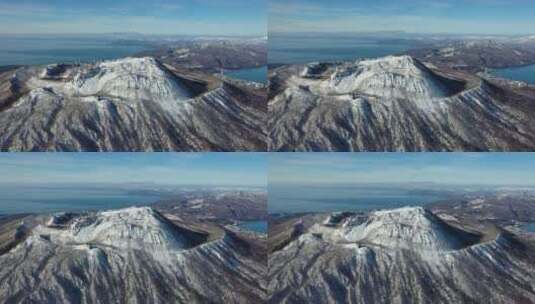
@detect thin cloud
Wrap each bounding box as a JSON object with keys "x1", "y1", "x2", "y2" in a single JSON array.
[
  {"x1": 0, "y1": 154, "x2": 266, "y2": 187},
  {"x1": 0, "y1": 0, "x2": 266, "y2": 35},
  {"x1": 269, "y1": 154, "x2": 535, "y2": 186},
  {"x1": 269, "y1": 0, "x2": 535, "y2": 35}
]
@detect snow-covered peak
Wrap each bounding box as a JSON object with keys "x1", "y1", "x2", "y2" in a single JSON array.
[
  {"x1": 38, "y1": 207, "x2": 189, "y2": 251},
  {"x1": 328, "y1": 55, "x2": 451, "y2": 100},
  {"x1": 70, "y1": 57, "x2": 194, "y2": 102},
  {"x1": 340, "y1": 207, "x2": 466, "y2": 251}
]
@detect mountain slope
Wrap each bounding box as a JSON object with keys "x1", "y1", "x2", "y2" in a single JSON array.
[
  {"x1": 0, "y1": 207, "x2": 266, "y2": 303},
  {"x1": 269, "y1": 55, "x2": 535, "y2": 151},
  {"x1": 0, "y1": 57, "x2": 266, "y2": 151},
  {"x1": 268, "y1": 207, "x2": 535, "y2": 304}
]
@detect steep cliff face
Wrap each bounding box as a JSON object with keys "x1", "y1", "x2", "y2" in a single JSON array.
[
  {"x1": 0, "y1": 57, "x2": 266, "y2": 151},
  {"x1": 269, "y1": 56, "x2": 535, "y2": 151},
  {"x1": 268, "y1": 207, "x2": 535, "y2": 304},
  {"x1": 0, "y1": 207, "x2": 266, "y2": 304}
]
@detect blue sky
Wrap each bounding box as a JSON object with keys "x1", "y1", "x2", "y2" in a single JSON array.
[
  {"x1": 0, "y1": 153, "x2": 267, "y2": 186},
  {"x1": 269, "y1": 153, "x2": 535, "y2": 186},
  {"x1": 0, "y1": 0, "x2": 266, "y2": 35},
  {"x1": 269, "y1": 0, "x2": 535, "y2": 35},
  {"x1": 3, "y1": 153, "x2": 534, "y2": 187}
]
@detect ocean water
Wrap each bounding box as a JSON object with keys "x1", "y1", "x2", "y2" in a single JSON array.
[
  {"x1": 0, "y1": 185, "x2": 161, "y2": 215},
  {"x1": 269, "y1": 34, "x2": 416, "y2": 64},
  {"x1": 0, "y1": 36, "x2": 148, "y2": 66},
  {"x1": 1, "y1": 36, "x2": 268, "y2": 83},
  {"x1": 225, "y1": 66, "x2": 267, "y2": 83},
  {"x1": 492, "y1": 64, "x2": 535, "y2": 84},
  {"x1": 268, "y1": 184, "x2": 445, "y2": 214},
  {"x1": 239, "y1": 220, "x2": 268, "y2": 233}
]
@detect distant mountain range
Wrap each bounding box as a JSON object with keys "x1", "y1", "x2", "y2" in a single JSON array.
[{"x1": 408, "y1": 39, "x2": 535, "y2": 72}]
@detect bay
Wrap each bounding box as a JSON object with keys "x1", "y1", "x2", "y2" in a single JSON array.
[
  {"x1": 225, "y1": 66, "x2": 267, "y2": 84},
  {"x1": 522, "y1": 222, "x2": 535, "y2": 233},
  {"x1": 492, "y1": 64, "x2": 535, "y2": 84},
  {"x1": 238, "y1": 220, "x2": 268, "y2": 233}
]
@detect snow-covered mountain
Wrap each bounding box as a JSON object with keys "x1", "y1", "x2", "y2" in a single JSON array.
[
  {"x1": 328, "y1": 56, "x2": 452, "y2": 100},
  {"x1": 70, "y1": 58, "x2": 193, "y2": 103},
  {"x1": 337, "y1": 207, "x2": 476, "y2": 251},
  {"x1": 0, "y1": 57, "x2": 266, "y2": 151},
  {"x1": 43, "y1": 207, "x2": 191, "y2": 251},
  {"x1": 268, "y1": 207, "x2": 535, "y2": 303},
  {"x1": 0, "y1": 207, "x2": 266, "y2": 303},
  {"x1": 269, "y1": 55, "x2": 535, "y2": 151}
]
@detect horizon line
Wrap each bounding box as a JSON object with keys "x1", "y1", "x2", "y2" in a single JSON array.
[
  {"x1": 268, "y1": 181, "x2": 535, "y2": 187},
  {"x1": 268, "y1": 31, "x2": 535, "y2": 37},
  {"x1": 0, "y1": 32, "x2": 267, "y2": 37}
]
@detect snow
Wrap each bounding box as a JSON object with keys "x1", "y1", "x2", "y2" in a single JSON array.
[
  {"x1": 282, "y1": 55, "x2": 475, "y2": 114},
  {"x1": 292, "y1": 207, "x2": 510, "y2": 267},
  {"x1": 75, "y1": 207, "x2": 188, "y2": 250},
  {"x1": 34, "y1": 207, "x2": 189, "y2": 251},
  {"x1": 23, "y1": 57, "x2": 194, "y2": 111},
  {"x1": 339, "y1": 207, "x2": 465, "y2": 251},
  {"x1": 328, "y1": 56, "x2": 450, "y2": 100},
  {"x1": 72, "y1": 57, "x2": 193, "y2": 102}
]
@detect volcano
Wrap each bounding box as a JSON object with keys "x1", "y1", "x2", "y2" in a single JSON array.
[
  {"x1": 269, "y1": 55, "x2": 535, "y2": 151},
  {"x1": 0, "y1": 57, "x2": 266, "y2": 151},
  {"x1": 0, "y1": 207, "x2": 266, "y2": 303},
  {"x1": 268, "y1": 207, "x2": 535, "y2": 303}
]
